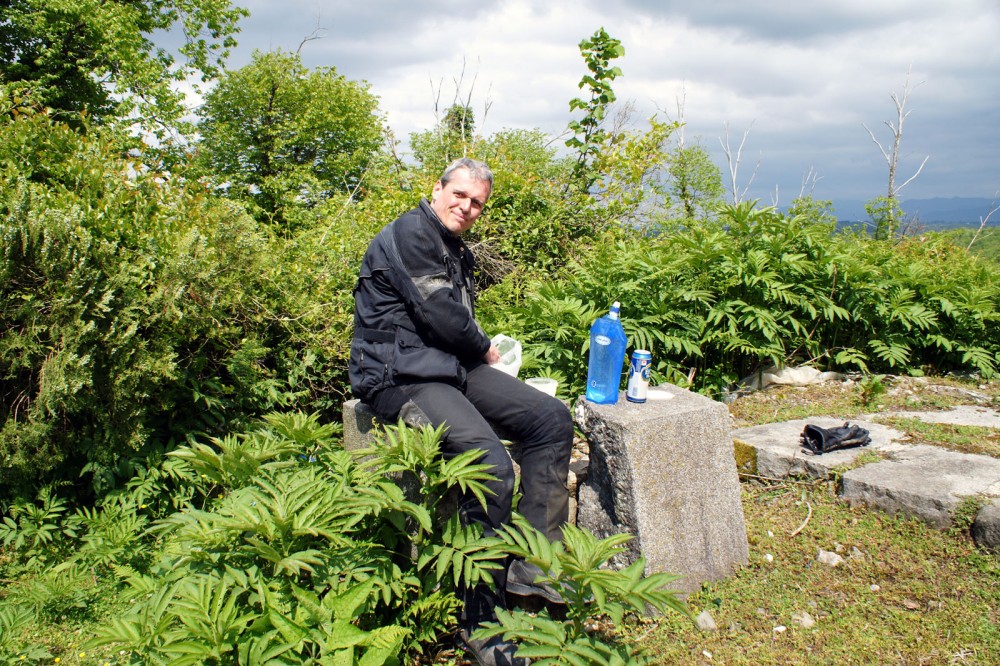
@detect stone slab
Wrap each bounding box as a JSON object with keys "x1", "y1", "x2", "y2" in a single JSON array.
[
  {"x1": 732, "y1": 417, "x2": 909, "y2": 480},
  {"x1": 574, "y1": 385, "x2": 748, "y2": 593},
  {"x1": 873, "y1": 405, "x2": 1000, "y2": 429},
  {"x1": 841, "y1": 445, "x2": 1000, "y2": 528}
]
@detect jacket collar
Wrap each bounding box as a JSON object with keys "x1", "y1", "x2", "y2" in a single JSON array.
[{"x1": 419, "y1": 198, "x2": 461, "y2": 241}]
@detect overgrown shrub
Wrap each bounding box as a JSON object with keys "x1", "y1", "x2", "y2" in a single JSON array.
[
  {"x1": 0, "y1": 109, "x2": 325, "y2": 498},
  {"x1": 1, "y1": 414, "x2": 687, "y2": 663},
  {"x1": 487, "y1": 202, "x2": 1000, "y2": 398}
]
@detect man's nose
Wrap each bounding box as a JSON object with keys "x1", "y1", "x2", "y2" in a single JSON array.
[{"x1": 457, "y1": 197, "x2": 471, "y2": 214}]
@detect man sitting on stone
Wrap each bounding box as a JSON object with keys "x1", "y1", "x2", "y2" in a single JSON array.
[{"x1": 349, "y1": 157, "x2": 574, "y2": 665}]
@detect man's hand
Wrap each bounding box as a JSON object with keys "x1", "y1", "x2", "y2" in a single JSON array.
[{"x1": 483, "y1": 344, "x2": 501, "y2": 365}]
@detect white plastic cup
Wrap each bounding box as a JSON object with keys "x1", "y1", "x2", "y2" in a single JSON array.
[{"x1": 525, "y1": 377, "x2": 558, "y2": 397}]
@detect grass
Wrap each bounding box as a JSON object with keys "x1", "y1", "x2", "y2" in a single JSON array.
[
  {"x1": 625, "y1": 481, "x2": 999, "y2": 665},
  {"x1": 876, "y1": 417, "x2": 1000, "y2": 458},
  {"x1": 0, "y1": 569, "x2": 128, "y2": 665}
]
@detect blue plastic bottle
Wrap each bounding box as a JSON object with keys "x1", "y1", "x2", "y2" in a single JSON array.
[{"x1": 586, "y1": 301, "x2": 627, "y2": 404}]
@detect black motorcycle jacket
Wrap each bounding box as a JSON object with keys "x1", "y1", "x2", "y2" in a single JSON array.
[{"x1": 349, "y1": 199, "x2": 491, "y2": 407}]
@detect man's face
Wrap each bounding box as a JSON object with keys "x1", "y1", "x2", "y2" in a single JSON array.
[{"x1": 430, "y1": 168, "x2": 491, "y2": 235}]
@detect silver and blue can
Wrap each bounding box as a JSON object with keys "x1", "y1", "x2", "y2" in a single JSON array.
[{"x1": 626, "y1": 350, "x2": 652, "y2": 403}]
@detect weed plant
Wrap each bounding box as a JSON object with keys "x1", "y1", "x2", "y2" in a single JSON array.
[
  {"x1": 485, "y1": 204, "x2": 1000, "y2": 401},
  {"x1": 0, "y1": 414, "x2": 686, "y2": 664}
]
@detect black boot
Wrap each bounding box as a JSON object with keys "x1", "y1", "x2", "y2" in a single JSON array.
[{"x1": 458, "y1": 627, "x2": 529, "y2": 666}]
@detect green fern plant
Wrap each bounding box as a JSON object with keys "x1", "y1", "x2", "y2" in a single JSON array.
[
  {"x1": 84, "y1": 416, "x2": 499, "y2": 663},
  {"x1": 0, "y1": 485, "x2": 78, "y2": 569},
  {"x1": 476, "y1": 516, "x2": 690, "y2": 665},
  {"x1": 0, "y1": 603, "x2": 51, "y2": 664}
]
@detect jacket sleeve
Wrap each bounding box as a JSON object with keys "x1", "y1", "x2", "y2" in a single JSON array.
[{"x1": 384, "y1": 215, "x2": 491, "y2": 361}]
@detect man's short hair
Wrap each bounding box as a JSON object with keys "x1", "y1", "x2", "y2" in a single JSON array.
[{"x1": 440, "y1": 157, "x2": 493, "y2": 194}]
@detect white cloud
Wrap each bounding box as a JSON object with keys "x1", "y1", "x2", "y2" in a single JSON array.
[{"x1": 206, "y1": 0, "x2": 1000, "y2": 200}]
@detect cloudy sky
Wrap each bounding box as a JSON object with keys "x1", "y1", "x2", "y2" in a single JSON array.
[{"x1": 220, "y1": 0, "x2": 999, "y2": 205}]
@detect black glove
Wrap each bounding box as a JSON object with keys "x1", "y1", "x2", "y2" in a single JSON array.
[{"x1": 800, "y1": 422, "x2": 871, "y2": 454}]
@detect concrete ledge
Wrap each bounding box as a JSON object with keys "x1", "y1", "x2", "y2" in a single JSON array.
[{"x1": 732, "y1": 417, "x2": 907, "y2": 480}]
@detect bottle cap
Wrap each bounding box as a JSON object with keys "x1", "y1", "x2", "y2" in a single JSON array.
[{"x1": 609, "y1": 301, "x2": 621, "y2": 319}]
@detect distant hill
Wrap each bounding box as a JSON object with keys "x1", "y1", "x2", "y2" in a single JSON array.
[{"x1": 832, "y1": 197, "x2": 995, "y2": 230}]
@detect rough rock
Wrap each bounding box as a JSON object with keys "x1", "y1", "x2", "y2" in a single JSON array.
[
  {"x1": 817, "y1": 549, "x2": 844, "y2": 567},
  {"x1": 791, "y1": 611, "x2": 816, "y2": 629},
  {"x1": 574, "y1": 385, "x2": 748, "y2": 593},
  {"x1": 695, "y1": 610, "x2": 718, "y2": 632},
  {"x1": 972, "y1": 499, "x2": 1000, "y2": 552}
]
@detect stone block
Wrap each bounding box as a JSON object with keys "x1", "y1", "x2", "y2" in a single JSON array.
[
  {"x1": 841, "y1": 445, "x2": 1000, "y2": 529},
  {"x1": 731, "y1": 417, "x2": 908, "y2": 480},
  {"x1": 343, "y1": 399, "x2": 381, "y2": 452},
  {"x1": 574, "y1": 385, "x2": 748, "y2": 593}
]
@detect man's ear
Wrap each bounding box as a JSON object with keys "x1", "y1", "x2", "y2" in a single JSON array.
[{"x1": 431, "y1": 180, "x2": 444, "y2": 200}]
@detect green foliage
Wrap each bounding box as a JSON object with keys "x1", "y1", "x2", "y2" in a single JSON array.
[
  {"x1": 591, "y1": 116, "x2": 678, "y2": 229},
  {"x1": 787, "y1": 195, "x2": 838, "y2": 228},
  {"x1": 937, "y1": 226, "x2": 1000, "y2": 264},
  {"x1": 566, "y1": 28, "x2": 625, "y2": 192},
  {"x1": 410, "y1": 103, "x2": 479, "y2": 176},
  {"x1": 0, "y1": 107, "x2": 329, "y2": 498},
  {"x1": 0, "y1": 485, "x2": 78, "y2": 569},
  {"x1": 0, "y1": 0, "x2": 246, "y2": 133},
  {"x1": 0, "y1": 603, "x2": 52, "y2": 663},
  {"x1": 0, "y1": 416, "x2": 688, "y2": 663},
  {"x1": 468, "y1": 129, "x2": 581, "y2": 278},
  {"x1": 477, "y1": 516, "x2": 688, "y2": 665},
  {"x1": 866, "y1": 195, "x2": 904, "y2": 240},
  {"x1": 499, "y1": 202, "x2": 1000, "y2": 398},
  {"x1": 664, "y1": 141, "x2": 725, "y2": 222},
  {"x1": 196, "y1": 49, "x2": 385, "y2": 227},
  {"x1": 858, "y1": 374, "x2": 887, "y2": 409}
]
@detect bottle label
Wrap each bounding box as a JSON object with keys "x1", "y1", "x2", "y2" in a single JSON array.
[{"x1": 595, "y1": 335, "x2": 611, "y2": 345}]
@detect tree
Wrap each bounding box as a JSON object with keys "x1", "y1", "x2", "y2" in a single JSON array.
[
  {"x1": 660, "y1": 93, "x2": 723, "y2": 223},
  {"x1": 411, "y1": 104, "x2": 477, "y2": 175},
  {"x1": 566, "y1": 28, "x2": 625, "y2": 192},
  {"x1": 667, "y1": 144, "x2": 724, "y2": 220},
  {"x1": 195, "y1": 50, "x2": 385, "y2": 226},
  {"x1": 0, "y1": 0, "x2": 246, "y2": 133},
  {"x1": 719, "y1": 121, "x2": 760, "y2": 205},
  {"x1": 863, "y1": 70, "x2": 929, "y2": 240}
]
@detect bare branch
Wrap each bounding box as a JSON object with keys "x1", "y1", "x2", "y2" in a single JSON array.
[
  {"x1": 798, "y1": 167, "x2": 823, "y2": 199},
  {"x1": 967, "y1": 191, "x2": 1000, "y2": 251},
  {"x1": 895, "y1": 155, "x2": 930, "y2": 194},
  {"x1": 862, "y1": 122, "x2": 891, "y2": 163},
  {"x1": 719, "y1": 121, "x2": 757, "y2": 204},
  {"x1": 865, "y1": 67, "x2": 928, "y2": 201},
  {"x1": 296, "y1": 28, "x2": 326, "y2": 55}
]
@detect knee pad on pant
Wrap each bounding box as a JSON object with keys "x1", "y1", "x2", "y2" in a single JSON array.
[{"x1": 517, "y1": 398, "x2": 574, "y2": 454}]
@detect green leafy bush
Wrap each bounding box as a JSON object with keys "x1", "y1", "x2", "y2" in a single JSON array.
[
  {"x1": 0, "y1": 414, "x2": 681, "y2": 664},
  {"x1": 488, "y1": 202, "x2": 999, "y2": 398},
  {"x1": 0, "y1": 107, "x2": 326, "y2": 498}
]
